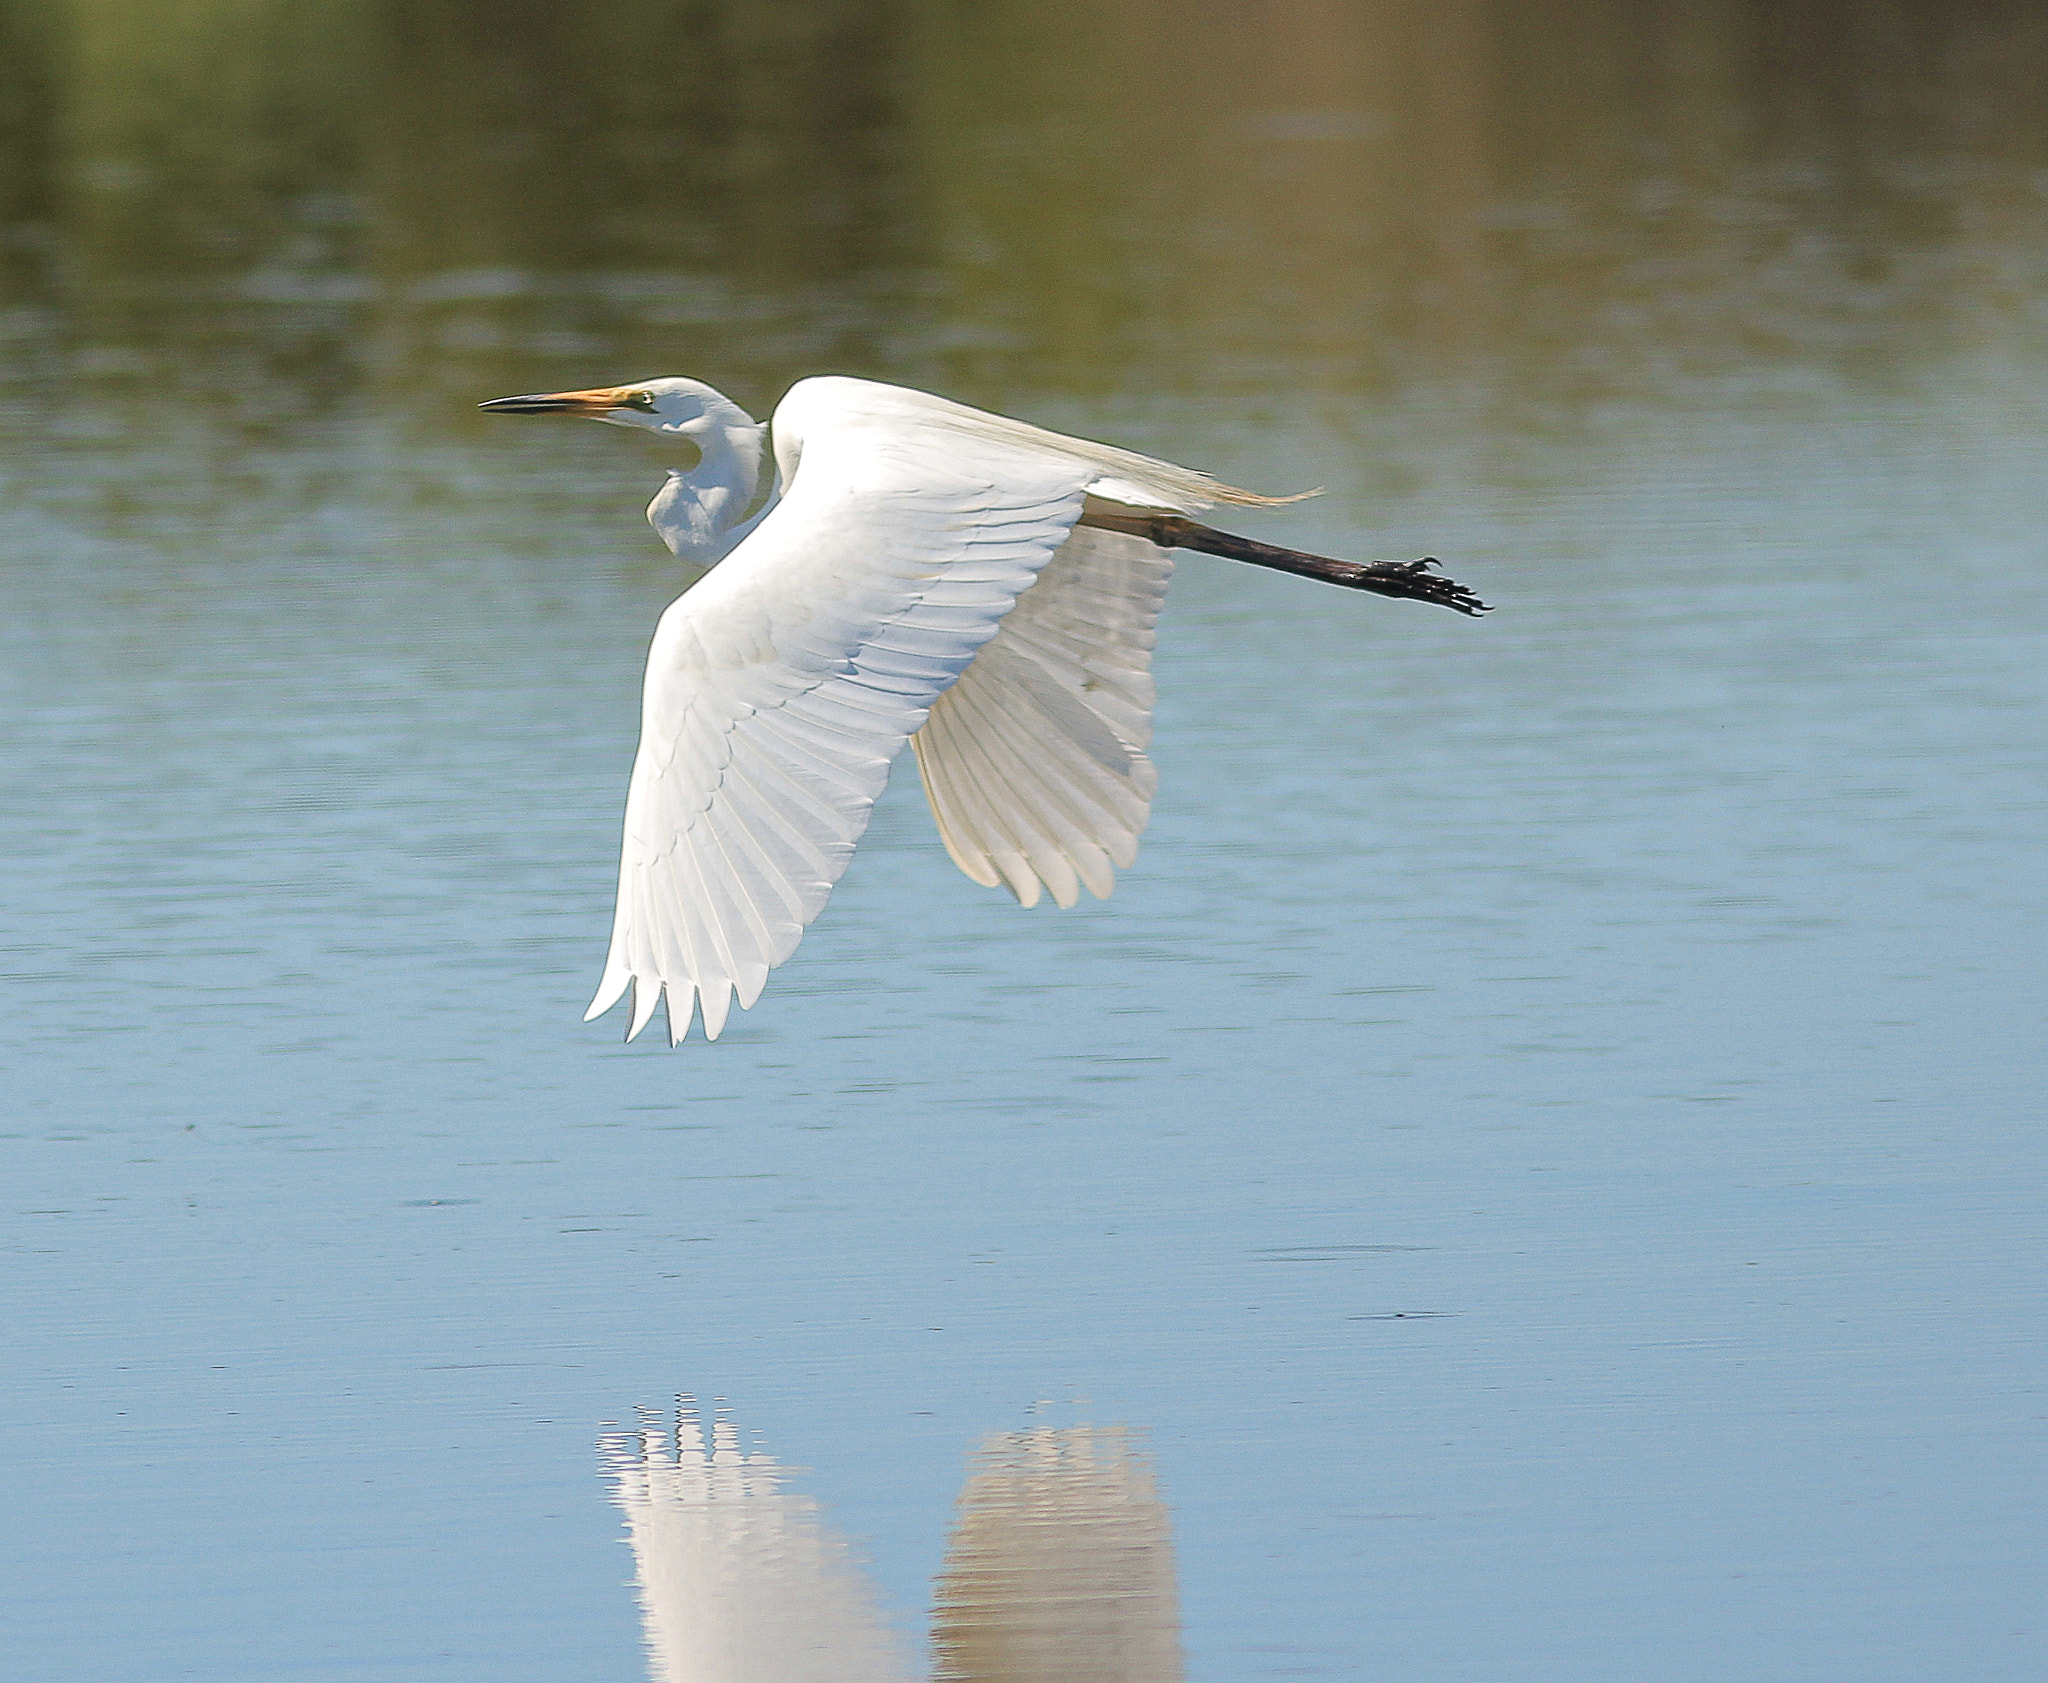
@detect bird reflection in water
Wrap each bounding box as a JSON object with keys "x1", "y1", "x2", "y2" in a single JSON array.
[
  {"x1": 601, "y1": 1403, "x2": 1183, "y2": 1683},
  {"x1": 931, "y1": 1423, "x2": 1183, "y2": 1683}
]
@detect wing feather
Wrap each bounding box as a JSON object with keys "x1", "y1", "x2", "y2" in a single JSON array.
[
  {"x1": 911, "y1": 525, "x2": 1173, "y2": 910},
  {"x1": 923, "y1": 705, "x2": 1048, "y2": 906},
  {"x1": 942, "y1": 677, "x2": 1103, "y2": 905}
]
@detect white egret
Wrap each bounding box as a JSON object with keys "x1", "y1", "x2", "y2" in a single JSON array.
[{"x1": 481, "y1": 376, "x2": 1485, "y2": 1044}]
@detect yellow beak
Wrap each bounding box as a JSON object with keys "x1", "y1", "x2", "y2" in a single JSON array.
[{"x1": 478, "y1": 386, "x2": 636, "y2": 416}]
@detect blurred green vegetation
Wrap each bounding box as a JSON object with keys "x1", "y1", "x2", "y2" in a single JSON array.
[{"x1": 0, "y1": 0, "x2": 2042, "y2": 417}]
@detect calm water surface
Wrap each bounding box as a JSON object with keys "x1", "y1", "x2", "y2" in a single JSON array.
[{"x1": 3, "y1": 4, "x2": 2045, "y2": 1679}]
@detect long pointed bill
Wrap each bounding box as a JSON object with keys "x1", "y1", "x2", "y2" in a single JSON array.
[{"x1": 478, "y1": 386, "x2": 637, "y2": 416}]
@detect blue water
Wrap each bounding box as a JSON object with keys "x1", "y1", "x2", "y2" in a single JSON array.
[
  {"x1": 5, "y1": 373, "x2": 2043, "y2": 1678},
  {"x1": 7, "y1": 3, "x2": 2048, "y2": 1667}
]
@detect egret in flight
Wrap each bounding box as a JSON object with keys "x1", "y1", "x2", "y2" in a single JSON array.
[{"x1": 481, "y1": 376, "x2": 1486, "y2": 1044}]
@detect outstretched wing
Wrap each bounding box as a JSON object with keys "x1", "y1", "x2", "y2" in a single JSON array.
[
  {"x1": 911, "y1": 525, "x2": 1173, "y2": 909},
  {"x1": 588, "y1": 424, "x2": 1094, "y2": 1044}
]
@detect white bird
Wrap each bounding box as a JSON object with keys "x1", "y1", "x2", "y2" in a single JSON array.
[{"x1": 481, "y1": 375, "x2": 1485, "y2": 1044}]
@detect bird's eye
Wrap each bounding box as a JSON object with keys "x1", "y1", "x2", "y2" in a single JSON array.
[{"x1": 626, "y1": 390, "x2": 658, "y2": 411}]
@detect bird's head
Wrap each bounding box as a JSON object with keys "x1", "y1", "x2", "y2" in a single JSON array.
[{"x1": 478, "y1": 375, "x2": 744, "y2": 437}]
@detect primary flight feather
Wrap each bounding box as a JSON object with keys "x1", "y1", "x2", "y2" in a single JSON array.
[{"x1": 480, "y1": 375, "x2": 1486, "y2": 1044}]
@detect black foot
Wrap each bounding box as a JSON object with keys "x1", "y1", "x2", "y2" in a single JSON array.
[{"x1": 1346, "y1": 557, "x2": 1491, "y2": 616}]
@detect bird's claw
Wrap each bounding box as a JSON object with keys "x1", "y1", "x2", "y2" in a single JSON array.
[{"x1": 1350, "y1": 557, "x2": 1491, "y2": 616}]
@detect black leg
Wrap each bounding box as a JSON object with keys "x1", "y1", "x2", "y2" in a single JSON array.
[{"x1": 1078, "y1": 509, "x2": 1491, "y2": 617}]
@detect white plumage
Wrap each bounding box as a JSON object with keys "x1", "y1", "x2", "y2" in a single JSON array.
[
  {"x1": 913, "y1": 524, "x2": 1172, "y2": 910},
  {"x1": 480, "y1": 375, "x2": 1292, "y2": 1044}
]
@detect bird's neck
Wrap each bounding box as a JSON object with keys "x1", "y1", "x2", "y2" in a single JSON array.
[
  {"x1": 688, "y1": 413, "x2": 768, "y2": 535},
  {"x1": 647, "y1": 416, "x2": 771, "y2": 565}
]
